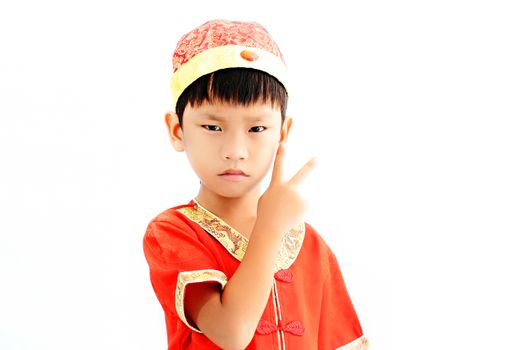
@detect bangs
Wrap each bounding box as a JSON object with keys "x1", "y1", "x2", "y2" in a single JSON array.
[{"x1": 176, "y1": 68, "x2": 288, "y2": 126}]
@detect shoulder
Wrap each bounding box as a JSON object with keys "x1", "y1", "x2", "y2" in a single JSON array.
[
  {"x1": 296, "y1": 222, "x2": 337, "y2": 273},
  {"x1": 145, "y1": 202, "x2": 194, "y2": 235},
  {"x1": 143, "y1": 201, "x2": 202, "y2": 260},
  {"x1": 148, "y1": 200, "x2": 196, "y2": 224},
  {"x1": 301, "y1": 222, "x2": 349, "y2": 281},
  {"x1": 302, "y1": 222, "x2": 334, "y2": 256}
]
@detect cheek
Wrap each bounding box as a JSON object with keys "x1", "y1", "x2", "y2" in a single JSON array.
[
  {"x1": 184, "y1": 130, "x2": 211, "y2": 155},
  {"x1": 184, "y1": 142, "x2": 211, "y2": 173}
]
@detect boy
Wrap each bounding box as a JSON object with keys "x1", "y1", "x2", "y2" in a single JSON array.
[{"x1": 143, "y1": 19, "x2": 369, "y2": 349}]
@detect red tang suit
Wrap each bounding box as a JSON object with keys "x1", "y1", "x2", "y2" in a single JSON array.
[{"x1": 144, "y1": 199, "x2": 369, "y2": 349}]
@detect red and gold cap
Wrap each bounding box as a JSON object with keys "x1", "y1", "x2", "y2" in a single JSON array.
[{"x1": 170, "y1": 19, "x2": 288, "y2": 106}]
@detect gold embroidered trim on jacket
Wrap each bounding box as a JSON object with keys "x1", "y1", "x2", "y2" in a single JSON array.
[
  {"x1": 175, "y1": 269, "x2": 228, "y2": 333},
  {"x1": 177, "y1": 200, "x2": 305, "y2": 270},
  {"x1": 275, "y1": 222, "x2": 305, "y2": 271},
  {"x1": 336, "y1": 336, "x2": 370, "y2": 350},
  {"x1": 178, "y1": 204, "x2": 248, "y2": 261}
]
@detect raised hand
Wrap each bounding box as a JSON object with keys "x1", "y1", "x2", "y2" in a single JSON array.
[{"x1": 256, "y1": 142, "x2": 317, "y2": 235}]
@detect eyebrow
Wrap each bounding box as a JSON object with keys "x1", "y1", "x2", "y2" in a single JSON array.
[{"x1": 204, "y1": 114, "x2": 268, "y2": 122}]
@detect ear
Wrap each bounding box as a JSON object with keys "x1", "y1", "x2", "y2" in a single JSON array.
[
  {"x1": 165, "y1": 111, "x2": 185, "y2": 152},
  {"x1": 280, "y1": 116, "x2": 293, "y2": 143}
]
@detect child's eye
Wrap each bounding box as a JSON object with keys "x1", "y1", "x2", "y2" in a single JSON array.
[
  {"x1": 249, "y1": 126, "x2": 266, "y2": 133},
  {"x1": 202, "y1": 125, "x2": 222, "y2": 132}
]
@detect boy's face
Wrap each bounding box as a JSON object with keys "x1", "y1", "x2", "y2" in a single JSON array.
[{"x1": 166, "y1": 100, "x2": 291, "y2": 199}]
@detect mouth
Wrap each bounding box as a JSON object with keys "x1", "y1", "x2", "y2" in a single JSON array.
[
  {"x1": 218, "y1": 169, "x2": 249, "y2": 181},
  {"x1": 219, "y1": 168, "x2": 248, "y2": 176}
]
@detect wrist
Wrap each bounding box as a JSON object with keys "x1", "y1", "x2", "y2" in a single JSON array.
[{"x1": 252, "y1": 218, "x2": 285, "y2": 240}]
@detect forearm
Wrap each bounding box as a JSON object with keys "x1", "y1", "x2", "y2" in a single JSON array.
[
  {"x1": 223, "y1": 220, "x2": 283, "y2": 324},
  {"x1": 198, "y1": 220, "x2": 283, "y2": 348}
]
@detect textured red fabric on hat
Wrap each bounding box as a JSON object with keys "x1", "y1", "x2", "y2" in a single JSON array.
[{"x1": 172, "y1": 20, "x2": 285, "y2": 73}]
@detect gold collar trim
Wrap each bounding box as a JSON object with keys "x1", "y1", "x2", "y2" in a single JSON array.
[{"x1": 177, "y1": 199, "x2": 305, "y2": 270}]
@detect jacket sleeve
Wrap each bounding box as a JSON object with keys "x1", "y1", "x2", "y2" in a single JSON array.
[
  {"x1": 143, "y1": 217, "x2": 227, "y2": 333},
  {"x1": 318, "y1": 252, "x2": 370, "y2": 350}
]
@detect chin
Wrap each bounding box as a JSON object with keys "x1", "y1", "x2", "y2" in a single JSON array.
[
  {"x1": 216, "y1": 188, "x2": 250, "y2": 199},
  {"x1": 212, "y1": 182, "x2": 259, "y2": 199}
]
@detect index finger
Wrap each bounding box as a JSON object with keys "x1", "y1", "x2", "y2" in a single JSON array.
[
  {"x1": 288, "y1": 157, "x2": 317, "y2": 188},
  {"x1": 270, "y1": 142, "x2": 286, "y2": 183}
]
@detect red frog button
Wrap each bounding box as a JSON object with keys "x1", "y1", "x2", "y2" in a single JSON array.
[{"x1": 274, "y1": 269, "x2": 293, "y2": 283}]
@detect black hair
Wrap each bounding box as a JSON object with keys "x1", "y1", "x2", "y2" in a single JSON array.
[{"x1": 175, "y1": 68, "x2": 288, "y2": 129}]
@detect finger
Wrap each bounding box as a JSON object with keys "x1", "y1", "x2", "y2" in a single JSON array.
[
  {"x1": 270, "y1": 142, "x2": 286, "y2": 183},
  {"x1": 288, "y1": 157, "x2": 317, "y2": 188}
]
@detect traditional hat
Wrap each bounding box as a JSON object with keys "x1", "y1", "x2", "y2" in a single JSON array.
[{"x1": 170, "y1": 19, "x2": 288, "y2": 107}]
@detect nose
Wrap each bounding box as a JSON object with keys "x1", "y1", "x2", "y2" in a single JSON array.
[{"x1": 222, "y1": 132, "x2": 248, "y2": 160}]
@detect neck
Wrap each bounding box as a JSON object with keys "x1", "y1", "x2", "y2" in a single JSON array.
[{"x1": 194, "y1": 185, "x2": 260, "y2": 221}]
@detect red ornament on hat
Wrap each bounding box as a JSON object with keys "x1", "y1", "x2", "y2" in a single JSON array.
[{"x1": 240, "y1": 49, "x2": 259, "y2": 62}]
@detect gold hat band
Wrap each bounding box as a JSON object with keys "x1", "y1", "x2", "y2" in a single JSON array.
[{"x1": 170, "y1": 44, "x2": 288, "y2": 107}]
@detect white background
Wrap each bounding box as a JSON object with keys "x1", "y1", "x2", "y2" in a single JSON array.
[{"x1": 1, "y1": 1, "x2": 527, "y2": 349}]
